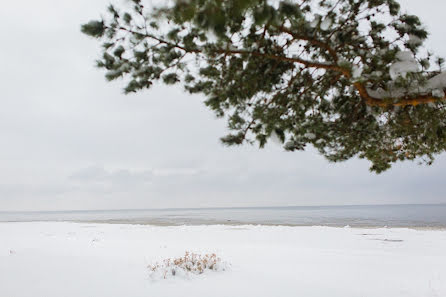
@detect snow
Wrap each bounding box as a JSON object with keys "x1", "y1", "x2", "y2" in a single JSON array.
[
  {"x1": 432, "y1": 89, "x2": 445, "y2": 98},
  {"x1": 366, "y1": 52, "x2": 446, "y2": 100},
  {"x1": 320, "y1": 17, "x2": 332, "y2": 31},
  {"x1": 389, "y1": 51, "x2": 420, "y2": 80},
  {"x1": 304, "y1": 132, "x2": 316, "y2": 139},
  {"x1": 352, "y1": 65, "x2": 363, "y2": 78},
  {"x1": 367, "y1": 71, "x2": 446, "y2": 100},
  {"x1": 309, "y1": 14, "x2": 321, "y2": 28},
  {"x1": 1, "y1": 222, "x2": 446, "y2": 297},
  {"x1": 424, "y1": 71, "x2": 446, "y2": 90},
  {"x1": 408, "y1": 35, "x2": 423, "y2": 46},
  {"x1": 270, "y1": 130, "x2": 283, "y2": 145}
]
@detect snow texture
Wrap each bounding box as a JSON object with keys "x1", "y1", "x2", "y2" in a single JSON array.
[
  {"x1": 320, "y1": 17, "x2": 332, "y2": 31},
  {"x1": 304, "y1": 132, "x2": 316, "y2": 140},
  {"x1": 368, "y1": 71, "x2": 446, "y2": 99},
  {"x1": 408, "y1": 35, "x2": 423, "y2": 46},
  {"x1": 432, "y1": 88, "x2": 445, "y2": 98},
  {"x1": 309, "y1": 14, "x2": 321, "y2": 28},
  {"x1": 1, "y1": 222, "x2": 445, "y2": 297},
  {"x1": 389, "y1": 51, "x2": 420, "y2": 80},
  {"x1": 352, "y1": 65, "x2": 363, "y2": 78},
  {"x1": 366, "y1": 51, "x2": 446, "y2": 99},
  {"x1": 270, "y1": 130, "x2": 283, "y2": 145}
]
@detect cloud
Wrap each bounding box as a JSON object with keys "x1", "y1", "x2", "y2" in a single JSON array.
[
  {"x1": 152, "y1": 168, "x2": 203, "y2": 177},
  {"x1": 66, "y1": 165, "x2": 204, "y2": 195},
  {"x1": 69, "y1": 166, "x2": 153, "y2": 184}
]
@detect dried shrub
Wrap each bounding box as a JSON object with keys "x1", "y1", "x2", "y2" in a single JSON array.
[{"x1": 148, "y1": 251, "x2": 229, "y2": 279}]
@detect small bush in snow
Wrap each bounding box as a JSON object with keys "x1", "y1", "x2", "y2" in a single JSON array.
[{"x1": 148, "y1": 252, "x2": 228, "y2": 279}]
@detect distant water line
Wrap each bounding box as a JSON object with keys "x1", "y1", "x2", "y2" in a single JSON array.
[{"x1": 1, "y1": 204, "x2": 446, "y2": 228}]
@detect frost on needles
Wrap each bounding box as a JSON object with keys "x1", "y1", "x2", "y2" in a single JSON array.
[{"x1": 81, "y1": 0, "x2": 446, "y2": 173}]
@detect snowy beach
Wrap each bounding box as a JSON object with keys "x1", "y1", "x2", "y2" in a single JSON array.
[{"x1": 1, "y1": 222, "x2": 445, "y2": 297}]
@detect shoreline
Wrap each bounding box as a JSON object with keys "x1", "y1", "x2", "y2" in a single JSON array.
[
  {"x1": 2, "y1": 204, "x2": 445, "y2": 230},
  {"x1": 2, "y1": 220, "x2": 446, "y2": 231}
]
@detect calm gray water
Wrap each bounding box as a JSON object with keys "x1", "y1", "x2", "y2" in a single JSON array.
[{"x1": 1, "y1": 204, "x2": 446, "y2": 227}]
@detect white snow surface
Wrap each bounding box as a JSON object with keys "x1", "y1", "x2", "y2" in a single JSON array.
[
  {"x1": 389, "y1": 51, "x2": 420, "y2": 80},
  {"x1": 1, "y1": 222, "x2": 446, "y2": 297}
]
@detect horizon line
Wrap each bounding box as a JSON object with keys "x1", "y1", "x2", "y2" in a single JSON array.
[{"x1": 2, "y1": 202, "x2": 446, "y2": 213}]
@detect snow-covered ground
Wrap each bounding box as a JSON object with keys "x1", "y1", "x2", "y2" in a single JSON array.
[{"x1": 1, "y1": 222, "x2": 445, "y2": 297}]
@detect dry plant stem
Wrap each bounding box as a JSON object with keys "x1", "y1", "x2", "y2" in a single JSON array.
[{"x1": 148, "y1": 252, "x2": 225, "y2": 279}]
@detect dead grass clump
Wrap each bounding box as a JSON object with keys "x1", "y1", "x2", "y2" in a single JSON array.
[{"x1": 148, "y1": 251, "x2": 228, "y2": 279}]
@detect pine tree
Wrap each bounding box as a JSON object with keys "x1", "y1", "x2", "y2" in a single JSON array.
[{"x1": 81, "y1": 0, "x2": 446, "y2": 173}]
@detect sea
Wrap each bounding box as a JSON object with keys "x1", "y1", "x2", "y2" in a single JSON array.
[{"x1": 1, "y1": 204, "x2": 446, "y2": 228}]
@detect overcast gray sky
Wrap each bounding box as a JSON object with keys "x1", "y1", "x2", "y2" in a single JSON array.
[{"x1": 1, "y1": 1, "x2": 445, "y2": 211}]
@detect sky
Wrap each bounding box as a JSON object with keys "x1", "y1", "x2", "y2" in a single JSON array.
[{"x1": 1, "y1": 0, "x2": 446, "y2": 211}]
